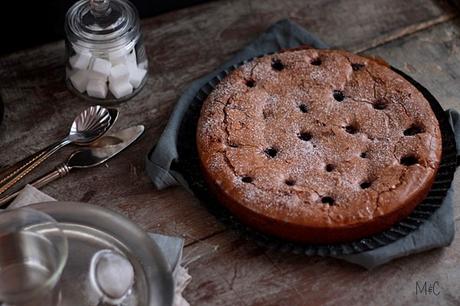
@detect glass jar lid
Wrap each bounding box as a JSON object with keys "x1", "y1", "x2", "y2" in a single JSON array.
[{"x1": 65, "y1": 0, "x2": 140, "y2": 50}]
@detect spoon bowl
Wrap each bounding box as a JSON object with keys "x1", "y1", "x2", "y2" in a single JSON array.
[
  {"x1": 0, "y1": 105, "x2": 117, "y2": 195},
  {"x1": 69, "y1": 105, "x2": 112, "y2": 144}
]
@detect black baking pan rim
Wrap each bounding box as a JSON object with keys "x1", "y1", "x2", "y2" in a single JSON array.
[{"x1": 175, "y1": 54, "x2": 458, "y2": 256}]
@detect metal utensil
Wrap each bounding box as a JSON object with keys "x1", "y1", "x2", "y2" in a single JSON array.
[
  {"x1": 0, "y1": 125, "x2": 144, "y2": 207},
  {"x1": 0, "y1": 106, "x2": 117, "y2": 195},
  {"x1": 0, "y1": 108, "x2": 119, "y2": 178}
]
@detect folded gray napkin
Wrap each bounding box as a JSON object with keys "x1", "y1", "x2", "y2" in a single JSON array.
[
  {"x1": 9, "y1": 185, "x2": 191, "y2": 306},
  {"x1": 146, "y1": 19, "x2": 459, "y2": 269}
]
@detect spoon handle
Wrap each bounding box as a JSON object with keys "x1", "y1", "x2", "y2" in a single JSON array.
[
  {"x1": 0, "y1": 139, "x2": 71, "y2": 195},
  {"x1": 0, "y1": 163, "x2": 70, "y2": 207},
  {"x1": 0, "y1": 148, "x2": 49, "y2": 185}
]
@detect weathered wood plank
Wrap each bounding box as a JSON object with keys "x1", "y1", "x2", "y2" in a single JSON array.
[
  {"x1": 363, "y1": 18, "x2": 460, "y2": 111},
  {"x1": 182, "y1": 19, "x2": 460, "y2": 305},
  {"x1": 183, "y1": 228, "x2": 460, "y2": 306}
]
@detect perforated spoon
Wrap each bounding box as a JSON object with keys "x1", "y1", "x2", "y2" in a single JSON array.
[{"x1": 0, "y1": 106, "x2": 117, "y2": 195}]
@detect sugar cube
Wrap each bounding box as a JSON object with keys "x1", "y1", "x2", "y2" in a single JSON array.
[
  {"x1": 109, "y1": 81, "x2": 133, "y2": 99},
  {"x1": 137, "y1": 60, "x2": 148, "y2": 70},
  {"x1": 69, "y1": 53, "x2": 91, "y2": 70},
  {"x1": 69, "y1": 69, "x2": 89, "y2": 93},
  {"x1": 127, "y1": 50, "x2": 137, "y2": 64},
  {"x1": 109, "y1": 64, "x2": 130, "y2": 84},
  {"x1": 86, "y1": 79, "x2": 108, "y2": 99},
  {"x1": 111, "y1": 55, "x2": 127, "y2": 66},
  {"x1": 109, "y1": 49, "x2": 131, "y2": 66},
  {"x1": 129, "y1": 67, "x2": 147, "y2": 88},
  {"x1": 127, "y1": 60, "x2": 137, "y2": 74},
  {"x1": 88, "y1": 70, "x2": 108, "y2": 83},
  {"x1": 90, "y1": 58, "x2": 112, "y2": 78}
]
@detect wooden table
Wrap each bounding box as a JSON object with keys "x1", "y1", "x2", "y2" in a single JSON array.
[{"x1": 1, "y1": 0, "x2": 459, "y2": 304}]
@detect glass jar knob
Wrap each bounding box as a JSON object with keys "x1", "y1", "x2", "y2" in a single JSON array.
[{"x1": 90, "y1": 0, "x2": 111, "y2": 17}]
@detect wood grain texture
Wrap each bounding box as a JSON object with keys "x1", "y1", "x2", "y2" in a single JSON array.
[{"x1": 0, "y1": 0, "x2": 458, "y2": 305}]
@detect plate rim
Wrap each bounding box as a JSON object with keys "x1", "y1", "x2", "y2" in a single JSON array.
[{"x1": 29, "y1": 201, "x2": 174, "y2": 306}]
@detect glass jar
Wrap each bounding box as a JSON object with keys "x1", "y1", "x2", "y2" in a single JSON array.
[{"x1": 65, "y1": 0, "x2": 148, "y2": 103}]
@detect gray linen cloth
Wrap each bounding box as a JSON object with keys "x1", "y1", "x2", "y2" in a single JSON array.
[{"x1": 146, "y1": 19, "x2": 459, "y2": 269}]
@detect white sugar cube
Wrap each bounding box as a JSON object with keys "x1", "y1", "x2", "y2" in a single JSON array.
[
  {"x1": 127, "y1": 60, "x2": 137, "y2": 74},
  {"x1": 69, "y1": 69, "x2": 89, "y2": 93},
  {"x1": 109, "y1": 64, "x2": 130, "y2": 84},
  {"x1": 129, "y1": 66, "x2": 147, "y2": 88},
  {"x1": 137, "y1": 60, "x2": 148, "y2": 70},
  {"x1": 90, "y1": 58, "x2": 112, "y2": 78},
  {"x1": 94, "y1": 252, "x2": 134, "y2": 300},
  {"x1": 69, "y1": 53, "x2": 91, "y2": 70},
  {"x1": 109, "y1": 81, "x2": 133, "y2": 99},
  {"x1": 86, "y1": 79, "x2": 108, "y2": 99},
  {"x1": 88, "y1": 70, "x2": 108, "y2": 83},
  {"x1": 109, "y1": 49, "x2": 130, "y2": 66},
  {"x1": 111, "y1": 55, "x2": 127, "y2": 66},
  {"x1": 127, "y1": 50, "x2": 136, "y2": 64}
]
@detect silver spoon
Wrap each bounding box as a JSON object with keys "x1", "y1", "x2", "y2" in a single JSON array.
[
  {"x1": 0, "y1": 125, "x2": 144, "y2": 207},
  {"x1": 0, "y1": 108, "x2": 118, "y2": 179},
  {"x1": 0, "y1": 105, "x2": 116, "y2": 195}
]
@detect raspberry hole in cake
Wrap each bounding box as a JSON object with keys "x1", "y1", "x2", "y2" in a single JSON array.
[
  {"x1": 264, "y1": 147, "x2": 278, "y2": 158},
  {"x1": 360, "y1": 181, "x2": 372, "y2": 189},
  {"x1": 310, "y1": 57, "x2": 322, "y2": 66},
  {"x1": 321, "y1": 196, "x2": 335, "y2": 205},
  {"x1": 373, "y1": 99, "x2": 388, "y2": 110},
  {"x1": 299, "y1": 104, "x2": 308, "y2": 113},
  {"x1": 244, "y1": 79, "x2": 256, "y2": 88},
  {"x1": 262, "y1": 107, "x2": 273, "y2": 119},
  {"x1": 400, "y1": 155, "x2": 419, "y2": 166},
  {"x1": 345, "y1": 124, "x2": 358, "y2": 134},
  {"x1": 333, "y1": 90, "x2": 345, "y2": 102},
  {"x1": 351, "y1": 63, "x2": 365, "y2": 71},
  {"x1": 325, "y1": 164, "x2": 335, "y2": 172},
  {"x1": 403, "y1": 124, "x2": 424, "y2": 136},
  {"x1": 298, "y1": 131, "x2": 312, "y2": 141},
  {"x1": 196, "y1": 49, "x2": 443, "y2": 244},
  {"x1": 271, "y1": 59, "x2": 284, "y2": 71}
]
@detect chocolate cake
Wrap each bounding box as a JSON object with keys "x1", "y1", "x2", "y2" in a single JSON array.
[{"x1": 196, "y1": 48, "x2": 442, "y2": 244}]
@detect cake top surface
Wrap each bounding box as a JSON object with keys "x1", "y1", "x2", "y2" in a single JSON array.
[{"x1": 196, "y1": 48, "x2": 442, "y2": 228}]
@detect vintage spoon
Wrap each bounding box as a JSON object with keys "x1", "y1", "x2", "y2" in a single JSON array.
[
  {"x1": 0, "y1": 125, "x2": 144, "y2": 207},
  {"x1": 0, "y1": 108, "x2": 118, "y2": 179},
  {"x1": 0, "y1": 106, "x2": 116, "y2": 195}
]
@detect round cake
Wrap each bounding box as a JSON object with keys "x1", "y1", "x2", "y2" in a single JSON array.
[{"x1": 196, "y1": 48, "x2": 442, "y2": 244}]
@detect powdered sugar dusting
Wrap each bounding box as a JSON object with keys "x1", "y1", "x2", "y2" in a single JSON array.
[{"x1": 197, "y1": 49, "x2": 442, "y2": 228}]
